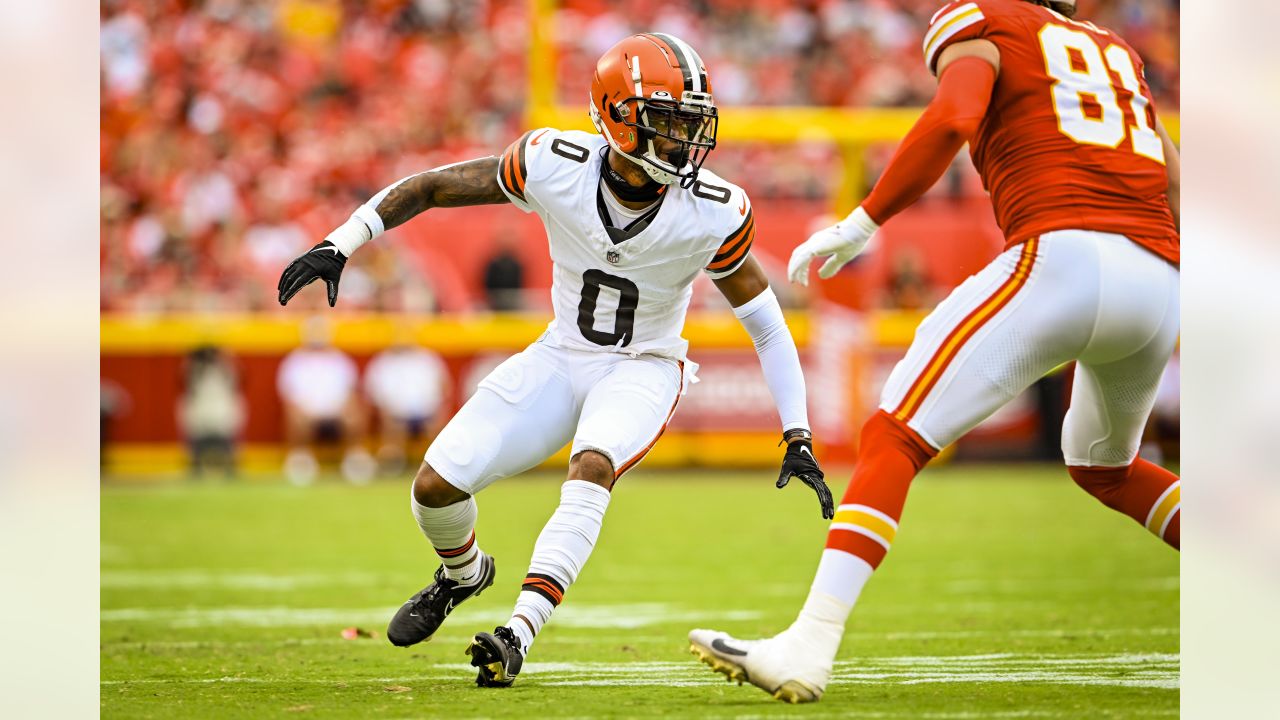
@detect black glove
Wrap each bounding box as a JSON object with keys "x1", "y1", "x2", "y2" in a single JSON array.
[
  {"x1": 278, "y1": 241, "x2": 347, "y2": 307},
  {"x1": 776, "y1": 429, "x2": 834, "y2": 520}
]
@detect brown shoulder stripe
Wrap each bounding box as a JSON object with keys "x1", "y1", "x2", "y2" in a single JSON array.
[
  {"x1": 515, "y1": 130, "x2": 530, "y2": 189},
  {"x1": 499, "y1": 131, "x2": 533, "y2": 202},
  {"x1": 707, "y1": 210, "x2": 755, "y2": 272}
]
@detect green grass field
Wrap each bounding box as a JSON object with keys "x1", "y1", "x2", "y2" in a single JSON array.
[{"x1": 102, "y1": 464, "x2": 1178, "y2": 718}]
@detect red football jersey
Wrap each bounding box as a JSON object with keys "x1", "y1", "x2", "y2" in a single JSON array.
[{"x1": 924, "y1": 0, "x2": 1178, "y2": 264}]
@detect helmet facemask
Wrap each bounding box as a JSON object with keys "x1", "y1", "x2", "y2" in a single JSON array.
[
  {"x1": 588, "y1": 34, "x2": 720, "y2": 189},
  {"x1": 610, "y1": 92, "x2": 718, "y2": 188}
]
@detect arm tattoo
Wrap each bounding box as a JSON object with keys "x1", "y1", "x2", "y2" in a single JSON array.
[{"x1": 376, "y1": 157, "x2": 508, "y2": 230}]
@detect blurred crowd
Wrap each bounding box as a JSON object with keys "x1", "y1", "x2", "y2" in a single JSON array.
[
  {"x1": 553, "y1": 0, "x2": 1179, "y2": 107},
  {"x1": 101, "y1": 0, "x2": 1180, "y2": 313}
]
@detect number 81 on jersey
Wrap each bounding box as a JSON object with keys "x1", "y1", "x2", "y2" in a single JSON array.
[{"x1": 1038, "y1": 24, "x2": 1164, "y2": 164}]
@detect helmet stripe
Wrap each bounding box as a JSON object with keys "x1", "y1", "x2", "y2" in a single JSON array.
[
  {"x1": 649, "y1": 32, "x2": 698, "y2": 92},
  {"x1": 682, "y1": 39, "x2": 709, "y2": 93}
]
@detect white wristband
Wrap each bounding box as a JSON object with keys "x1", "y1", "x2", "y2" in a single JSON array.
[
  {"x1": 352, "y1": 203, "x2": 385, "y2": 237},
  {"x1": 326, "y1": 170, "x2": 419, "y2": 256},
  {"x1": 325, "y1": 215, "x2": 375, "y2": 257}
]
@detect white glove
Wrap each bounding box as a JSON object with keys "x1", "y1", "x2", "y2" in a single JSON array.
[{"x1": 787, "y1": 206, "x2": 880, "y2": 286}]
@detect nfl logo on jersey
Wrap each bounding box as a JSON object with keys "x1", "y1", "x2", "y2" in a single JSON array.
[{"x1": 606, "y1": 249, "x2": 621, "y2": 264}]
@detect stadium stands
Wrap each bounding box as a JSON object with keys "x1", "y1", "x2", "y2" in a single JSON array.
[{"x1": 101, "y1": 0, "x2": 1179, "y2": 313}]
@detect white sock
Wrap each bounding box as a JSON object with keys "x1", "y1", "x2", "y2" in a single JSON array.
[
  {"x1": 785, "y1": 549, "x2": 868, "y2": 662},
  {"x1": 809, "y1": 548, "x2": 874, "y2": 608},
  {"x1": 508, "y1": 594, "x2": 553, "y2": 653},
  {"x1": 411, "y1": 494, "x2": 483, "y2": 583},
  {"x1": 506, "y1": 480, "x2": 611, "y2": 653}
]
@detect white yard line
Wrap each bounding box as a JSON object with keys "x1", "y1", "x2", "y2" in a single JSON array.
[
  {"x1": 102, "y1": 621, "x2": 1178, "y2": 641},
  {"x1": 940, "y1": 576, "x2": 1179, "y2": 595},
  {"x1": 101, "y1": 571, "x2": 386, "y2": 590},
  {"x1": 102, "y1": 654, "x2": 1180, "y2": 690},
  {"x1": 100, "y1": 603, "x2": 762, "y2": 629},
  {"x1": 853, "y1": 652, "x2": 1178, "y2": 665},
  {"x1": 104, "y1": 636, "x2": 635, "y2": 649},
  {"x1": 867, "y1": 626, "x2": 1178, "y2": 640},
  {"x1": 727, "y1": 707, "x2": 1172, "y2": 712}
]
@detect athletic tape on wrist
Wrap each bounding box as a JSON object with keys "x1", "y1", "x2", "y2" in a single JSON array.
[
  {"x1": 326, "y1": 215, "x2": 375, "y2": 256},
  {"x1": 846, "y1": 206, "x2": 880, "y2": 237}
]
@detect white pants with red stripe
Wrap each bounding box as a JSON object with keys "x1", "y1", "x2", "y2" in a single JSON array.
[
  {"x1": 879, "y1": 229, "x2": 1179, "y2": 465},
  {"x1": 424, "y1": 338, "x2": 684, "y2": 494}
]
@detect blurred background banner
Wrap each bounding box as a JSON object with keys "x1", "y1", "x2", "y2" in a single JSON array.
[{"x1": 99, "y1": 0, "x2": 1180, "y2": 479}]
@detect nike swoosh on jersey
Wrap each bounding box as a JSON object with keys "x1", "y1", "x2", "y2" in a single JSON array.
[
  {"x1": 530, "y1": 129, "x2": 550, "y2": 145},
  {"x1": 710, "y1": 638, "x2": 748, "y2": 657},
  {"x1": 738, "y1": 196, "x2": 748, "y2": 215}
]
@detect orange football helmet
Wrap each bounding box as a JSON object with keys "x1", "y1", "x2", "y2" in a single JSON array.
[{"x1": 589, "y1": 33, "x2": 718, "y2": 187}]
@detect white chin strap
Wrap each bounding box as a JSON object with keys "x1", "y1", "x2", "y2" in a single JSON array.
[
  {"x1": 608, "y1": 140, "x2": 683, "y2": 186},
  {"x1": 637, "y1": 153, "x2": 681, "y2": 185}
]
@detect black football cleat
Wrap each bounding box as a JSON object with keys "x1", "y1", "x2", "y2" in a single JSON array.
[
  {"x1": 466, "y1": 626, "x2": 524, "y2": 687},
  {"x1": 386, "y1": 553, "x2": 495, "y2": 647}
]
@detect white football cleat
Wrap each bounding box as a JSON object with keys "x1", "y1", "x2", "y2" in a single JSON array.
[{"x1": 688, "y1": 628, "x2": 832, "y2": 703}]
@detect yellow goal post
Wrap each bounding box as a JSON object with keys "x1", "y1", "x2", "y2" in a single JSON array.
[{"x1": 524, "y1": 0, "x2": 1178, "y2": 215}]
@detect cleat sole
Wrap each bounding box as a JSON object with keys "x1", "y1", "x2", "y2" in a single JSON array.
[
  {"x1": 466, "y1": 637, "x2": 514, "y2": 687},
  {"x1": 688, "y1": 642, "x2": 747, "y2": 685},
  {"x1": 772, "y1": 680, "x2": 821, "y2": 704},
  {"x1": 689, "y1": 640, "x2": 823, "y2": 704}
]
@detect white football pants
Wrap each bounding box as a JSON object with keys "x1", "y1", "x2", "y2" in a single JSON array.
[
  {"x1": 878, "y1": 229, "x2": 1179, "y2": 466},
  {"x1": 425, "y1": 339, "x2": 685, "y2": 494}
]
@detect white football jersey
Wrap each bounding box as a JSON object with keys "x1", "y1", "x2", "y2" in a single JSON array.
[{"x1": 496, "y1": 128, "x2": 756, "y2": 360}]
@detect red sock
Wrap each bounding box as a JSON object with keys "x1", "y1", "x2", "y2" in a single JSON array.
[
  {"x1": 826, "y1": 411, "x2": 938, "y2": 568},
  {"x1": 1068, "y1": 459, "x2": 1180, "y2": 549}
]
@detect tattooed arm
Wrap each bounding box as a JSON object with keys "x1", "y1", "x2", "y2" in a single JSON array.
[
  {"x1": 277, "y1": 157, "x2": 509, "y2": 306},
  {"x1": 372, "y1": 157, "x2": 510, "y2": 232}
]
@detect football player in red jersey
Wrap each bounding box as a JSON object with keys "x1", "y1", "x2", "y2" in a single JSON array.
[{"x1": 688, "y1": 0, "x2": 1180, "y2": 703}]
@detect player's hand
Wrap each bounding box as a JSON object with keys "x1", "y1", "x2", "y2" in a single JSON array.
[
  {"x1": 278, "y1": 241, "x2": 348, "y2": 307},
  {"x1": 786, "y1": 207, "x2": 879, "y2": 286},
  {"x1": 776, "y1": 430, "x2": 834, "y2": 520}
]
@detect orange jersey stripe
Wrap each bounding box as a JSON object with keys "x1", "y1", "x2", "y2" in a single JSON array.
[
  {"x1": 499, "y1": 151, "x2": 520, "y2": 200},
  {"x1": 710, "y1": 211, "x2": 754, "y2": 259},
  {"x1": 509, "y1": 148, "x2": 526, "y2": 194},
  {"x1": 505, "y1": 151, "x2": 522, "y2": 194},
  {"x1": 499, "y1": 131, "x2": 531, "y2": 201},
  {"x1": 614, "y1": 362, "x2": 684, "y2": 479},
  {"x1": 892, "y1": 239, "x2": 1040, "y2": 423},
  {"x1": 512, "y1": 130, "x2": 531, "y2": 191},
  {"x1": 719, "y1": 211, "x2": 754, "y2": 251},
  {"x1": 707, "y1": 220, "x2": 755, "y2": 272},
  {"x1": 507, "y1": 151, "x2": 521, "y2": 195}
]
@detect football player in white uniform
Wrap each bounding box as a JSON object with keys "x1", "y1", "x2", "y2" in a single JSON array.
[{"x1": 278, "y1": 33, "x2": 833, "y2": 688}]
